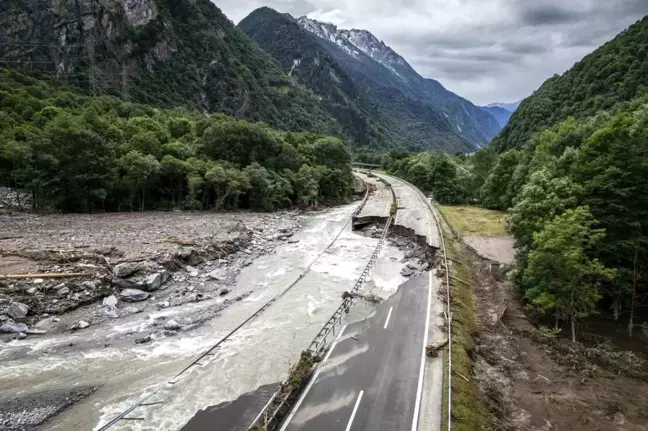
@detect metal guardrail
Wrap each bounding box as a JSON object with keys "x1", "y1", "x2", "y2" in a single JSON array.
[
  {"x1": 386, "y1": 174, "x2": 453, "y2": 431},
  {"x1": 97, "y1": 178, "x2": 371, "y2": 430},
  {"x1": 247, "y1": 181, "x2": 396, "y2": 431}
]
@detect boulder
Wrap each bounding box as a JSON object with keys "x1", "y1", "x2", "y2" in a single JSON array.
[
  {"x1": 113, "y1": 262, "x2": 142, "y2": 278},
  {"x1": 6, "y1": 302, "x2": 29, "y2": 320},
  {"x1": 219, "y1": 288, "x2": 230, "y2": 296},
  {"x1": 82, "y1": 280, "x2": 99, "y2": 290},
  {"x1": 120, "y1": 288, "x2": 150, "y2": 302},
  {"x1": 207, "y1": 270, "x2": 224, "y2": 281},
  {"x1": 69, "y1": 320, "x2": 90, "y2": 330},
  {"x1": 57, "y1": 286, "x2": 70, "y2": 297},
  {"x1": 17, "y1": 332, "x2": 27, "y2": 340},
  {"x1": 33, "y1": 278, "x2": 44, "y2": 284},
  {"x1": 144, "y1": 271, "x2": 168, "y2": 291},
  {"x1": 135, "y1": 334, "x2": 151, "y2": 344},
  {"x1": 400, "y1": 267, "x2": 415, "y2": 277},
  {"x1": 103, "y1": 295, "x2": 118, "y2": 307},
  {"x1": 35, "y1": 317, "x2": 60, "y2": 331},
  {"x1": 1, "y1": 321, "x2": 29, "y2": 333},
  {"x1": 164, "y1": 319, "x2": 182, "y2": 330},
  {"x1": 186, "y1": 266, "x2": 199, "y2": 277}
]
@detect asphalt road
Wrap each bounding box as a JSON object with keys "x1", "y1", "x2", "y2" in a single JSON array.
[
  {"x1": 378, "y1": 174, "x2": 440, "y2": 249},
  {"x1": 279, "y1": 273, "x2": 431, "y2": 431}
]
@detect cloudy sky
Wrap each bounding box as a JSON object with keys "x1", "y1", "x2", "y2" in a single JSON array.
[{"x1": 214, "y1": 0, "x2": 648, "y2": 106}]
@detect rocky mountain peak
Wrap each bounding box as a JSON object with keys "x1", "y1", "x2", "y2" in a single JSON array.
[{"x1": 297, "y1": 16, "x2": 409, "y2": 79}]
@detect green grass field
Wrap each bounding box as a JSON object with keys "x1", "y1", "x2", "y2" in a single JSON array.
[{"x1": 439, "y1": 205, "x2": 507, "y2": 237}]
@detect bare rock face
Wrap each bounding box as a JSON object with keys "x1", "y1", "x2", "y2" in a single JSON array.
[{"x1": 122, "y1": 0, "x2": 158, "y2": 27}]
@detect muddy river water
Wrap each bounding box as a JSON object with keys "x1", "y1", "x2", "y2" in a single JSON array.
[{"x1": 0, "y1": 203, "x2": 407, "y2": 430}]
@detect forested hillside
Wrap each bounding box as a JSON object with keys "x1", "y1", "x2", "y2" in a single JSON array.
[
  {"x1": 492, "y1": 15, "x2": 648, "y2": 152},
  {"x1": 465, "y1": 16, "x2": 648, "y2": 342},
  {"x1": 366, "y1": 15, "x2": 648, "y2": 341},
  {"x1": 0, "y1": 0, "x2": 340, "y2": 136},
  {"x1": 0, "y1": 68, "x2": 353, "y2": 213},
  {"x1": 239, "y1": 8, "x2": 498, "y2": 152}
]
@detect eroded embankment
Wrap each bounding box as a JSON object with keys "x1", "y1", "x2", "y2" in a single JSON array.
[{"x1": 437, "y1": 208, "x2": 648, "y2": 431}]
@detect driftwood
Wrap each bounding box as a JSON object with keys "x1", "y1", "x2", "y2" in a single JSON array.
[
  {"x1": 446, "y1": 256, "x2": 465, "y2": 266},
  {"x1": 0, "y1": 273, "x2": 89, "y2": 280},
  {"x1": 426, "y1": 338, "x2": 449, "y2": 357},
  {"x1": 455, "y1": 371, "x2": 470, "y2": 382},
  {"x1": 450, "y1": 275, "x2": 470, "y2": 286}
]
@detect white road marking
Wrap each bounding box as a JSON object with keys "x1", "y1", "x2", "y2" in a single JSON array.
[
  {"x1": 345, "y1": 390, "x2": 364, "y2": 431},
  {"x1": 279, "y1": 324, "x2": 348, "y2": 431},
  {"x1": 384, "y1": 306, "x2": 394, "y2": 329},
  {"x1": 410, "y1": 235, "x2": 434, "y2": 431}
]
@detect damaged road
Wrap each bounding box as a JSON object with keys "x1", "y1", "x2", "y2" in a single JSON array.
[{"x1": 280, "y1": 272, "x2": 437, "y2": 431}]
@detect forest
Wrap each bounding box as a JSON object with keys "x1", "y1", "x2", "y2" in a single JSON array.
[
  {"x1": 0, "y1": 68, "x2": 354, "y2": 213},
  {"x1": 374, "y1": 98, "x2": 648, "y2": 342}
]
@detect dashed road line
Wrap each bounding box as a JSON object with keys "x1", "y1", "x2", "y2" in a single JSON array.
[
  {"x1": 345, "y1": 390, "x2": 364, "y2": 431},
  {"x1": 384, "y1": 306, "x2": 393, "y2": 329},
  {"x1": 279, "y1": 325, "x2": 348, "y2": 431}
]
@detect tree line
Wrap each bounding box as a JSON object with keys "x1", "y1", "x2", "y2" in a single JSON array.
[
  {"x1": 0, "y1": 68, "x2": 354, "y2": 213},
  {"x1": 357, "y1": 99, "x2": 648, "y2": 342},
  {"x1": 482, "y1": 100, "x2": 648, "y2": 342}
]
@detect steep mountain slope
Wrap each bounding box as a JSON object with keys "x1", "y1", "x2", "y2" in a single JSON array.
[
  {"x1": 480, "y1": 106, "x2": 512, "y2": 127},
  {"x1": 294, "y1": 16, "x2": 502, "y2": 148},
  {"x1": 486, "y1": 101, "x2": 521, "y2": 112},
  {"x1": 238, "y1": 8, "x2": 499, "y2": 152},
  {"x1": 236, "y1": 7, "x2": 390, "y2": 148},
  {"x1": 0, "y1": 0, "x2": 339, "y2": 135},
  {"x1": 491, "y1": 16, "x2": 648, "y2": 152}
]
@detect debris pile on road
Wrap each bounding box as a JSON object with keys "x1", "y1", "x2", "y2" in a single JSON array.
[
  {"x1": 342, "y1": 291, "x2": 383, "y2": 304},
  {"x1": 426, "y1": 338, "x2": 449, "y2": 357}
]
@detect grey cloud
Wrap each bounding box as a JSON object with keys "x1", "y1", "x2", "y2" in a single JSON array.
[
  {"x1": 214, "y1": 0, "x2": 647, "y2": 105},
  {"x1": 518, "y1": 5, "x2": 583, "y2": 27}
]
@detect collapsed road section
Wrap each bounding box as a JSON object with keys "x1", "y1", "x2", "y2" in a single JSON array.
[{"x1": 242, "y1": 173, "x2": 449, "y2": 431}]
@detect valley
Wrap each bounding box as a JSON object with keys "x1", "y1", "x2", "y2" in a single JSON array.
[{"x1": 1, "y1": 1, "x2": 648, "y2": 431}]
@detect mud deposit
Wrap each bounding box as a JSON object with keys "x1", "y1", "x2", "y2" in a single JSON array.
[{"x1": 460, "y1": 239, "x2": 648, "y2": 431}]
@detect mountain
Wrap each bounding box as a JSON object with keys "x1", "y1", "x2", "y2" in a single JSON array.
[
  {"x1": 238, "y1": 8, "x2": 501, "y2": 152},
  {"x1": 486, "y1": 101, "x2": 521, "y2": 112},
  {"x1": 491, "y1": 16, "x2": 648, "y2": 152},
  {"x1": 0, "y1": 0, "x2": 340, "y2": 136},
  {"x1": 480, "y1": 106, "x2": 513, "y2": 128}
]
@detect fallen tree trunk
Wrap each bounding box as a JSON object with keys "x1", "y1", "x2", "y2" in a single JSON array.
[{"x1": 426, "y1": 338, "x2": 449, "y2": 357}]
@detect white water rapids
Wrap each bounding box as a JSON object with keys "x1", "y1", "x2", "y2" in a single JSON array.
[{"x1": 0, "y1": 203, "x2": 407, "y2": 430}]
